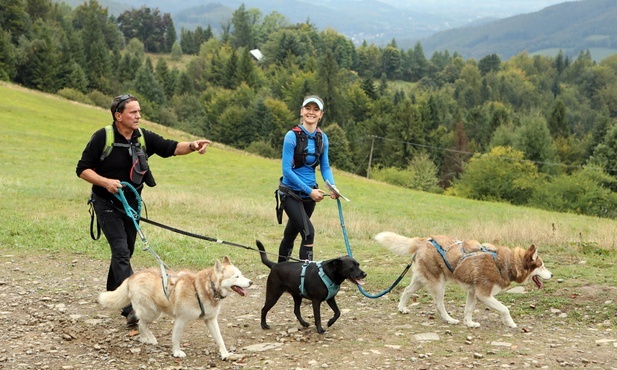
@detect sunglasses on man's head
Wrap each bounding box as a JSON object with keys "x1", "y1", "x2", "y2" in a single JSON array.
[{"x1": 114, "y1": 94, "x2": 133, "y2": 112}]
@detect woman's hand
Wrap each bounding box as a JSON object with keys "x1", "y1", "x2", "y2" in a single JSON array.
[{"x1": 309, "y1": 189, "x2": 326, "y2": 202}]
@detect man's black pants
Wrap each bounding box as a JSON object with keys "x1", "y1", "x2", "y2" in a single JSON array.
[{"x1": 93, "y1": 196, "x2": 138, "y2": 317}]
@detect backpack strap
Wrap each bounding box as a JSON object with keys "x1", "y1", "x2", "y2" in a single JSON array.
[
  {"x1": 291, "y1": 126, "x2": 323, "y2": 169},
  {"x1": 100, "y1": 125, "x2": 147, "y2": 161},
  {"x1": 100, "y1": 125, "x2": 115, "y2": 161}
]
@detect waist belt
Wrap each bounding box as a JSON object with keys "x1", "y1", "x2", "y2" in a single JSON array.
[{"x1": 278, "y1": 183, "x2": 307, "y2": 201}]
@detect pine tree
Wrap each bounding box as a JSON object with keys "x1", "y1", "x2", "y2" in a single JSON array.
[
  {"x1": 163, "y1": 13, "x2": 176, "y2": 53},
  {"x1": 230, "y1": 4, "x2": 256, "y2": 49},
  {"x1": 170, "y1": 41, "x2": 182, "y2": 61},
  {"x1": 360, "y1": 75, "x2": 377, "y2": 100},
  {"x1": 180, "y1": 28, "x2": 196, "y2": 55},
  {"x1": 382, "y1": 45, "x2": 401, "y2": 79},
  {"x1": 317, "y1": 49, "x2": 344, "y2": 126},
  {"x1": 0, "y1": 29, "x2": 17, "y2": 80},
  {"x1": 409, "y1": 42, "x2": 430, "y2": 82},
  {"x1": 174, "y1": 71, "x2": 194, "y2": 96},
  {"x1": 155, "y1": 58, "x2": 173, "y2": 99},
  {"x1": 237, "y1": 47, "x2": 257, "y2": 88},
  {"x1": 134, "y1": 62, "x2": 166, "y2": 106},
  {"x1": 548, "y1": 99, "x2": 567, "y2": 138},
  {"x1": 223, "y1": 50, "x2": 239, "y2": 89}
]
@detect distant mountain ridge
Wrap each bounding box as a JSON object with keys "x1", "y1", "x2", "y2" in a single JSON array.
[
  {"x1": 171, "y1": 0, "x2": 459, "y2": 45},
  {"x1": 53, "y1": 0, "x2": 616, "y2": 60},
  {"x1": 418, "y1": 0, "x2": 617, "y2": 60}
]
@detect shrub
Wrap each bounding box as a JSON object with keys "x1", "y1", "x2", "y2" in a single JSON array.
[
  {"x1": 372, "y1": 166, "x2": 413, "y2": 188},
  {"x1": 530, "y1": 167, "x2": 617, "y2": 218},
  {"x1": 407, "y1": 153, "x2": 442, "y2": 193},
  {"x1": 447, "y1": 146, "x2": 541, "y2": 204},
  {"x1": 372, "y1": 153, "x2": 442, "y2": 193},
  {"x1": 87, "y1": 90, "x2": 112, "y2": 110},
  {"x1": 56, "y1": 88, "x2": 93, "y2": 105},
  {"x1": 246, "y1": 141, "x2": 277, "y2": 159}
]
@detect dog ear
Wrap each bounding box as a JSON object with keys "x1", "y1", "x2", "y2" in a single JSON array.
[
  {"x1": 214, "y1": 259, "x2": 223, "y2": 272},
  {"x1": 222, "y1": 256, "x2": 231, "y2": 265},
  {"x1": 526, "y1": 244, "x2": 538, "y2": 261}
]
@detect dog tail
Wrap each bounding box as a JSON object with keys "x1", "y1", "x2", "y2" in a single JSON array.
[
  {"x1": 256, "y1": 240, "x2": 276, "y2": 269},
  {"x1": 374, "y1": 231, "x2": 423, "y2": 255},
  {"x1": 98, "y1": 279, "x2": 131, "y2": 310}
]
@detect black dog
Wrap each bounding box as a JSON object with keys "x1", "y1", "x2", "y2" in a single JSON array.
[{"x1": 256, "y1": 240, "x2": 367, "y2": 334}]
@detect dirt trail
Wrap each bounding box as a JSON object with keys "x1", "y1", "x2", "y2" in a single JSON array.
[{"x1": 1, "y1": 248, "x2": 615, "y2": 369}]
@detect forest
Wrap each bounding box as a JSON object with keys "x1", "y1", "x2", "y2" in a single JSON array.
[{"x1": 2, "y1": 0, "x2": 617, "y2": 218}]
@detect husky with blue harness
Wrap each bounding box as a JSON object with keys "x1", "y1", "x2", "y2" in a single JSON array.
[
  {"x1": 256, "y1": 240, "x2": 367, "y2": 334},
  {"x1": 375, "y1": 231, "x2": 552, "y2": 328}
]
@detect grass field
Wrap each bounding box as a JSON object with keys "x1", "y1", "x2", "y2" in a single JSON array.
[{"x1": 1, "y1": 81, "x2": 616, "y2": 295}]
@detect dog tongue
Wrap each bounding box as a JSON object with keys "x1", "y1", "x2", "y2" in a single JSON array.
[
  {"x1": 232, "y1": 286, "x2": 248, "y2": 296},
  {"x1": 532, "y1": 275, "x2": 543, "y2": 289},
  {"x1": 350, "y1": 278, "x2": 365, "y2": 286}
]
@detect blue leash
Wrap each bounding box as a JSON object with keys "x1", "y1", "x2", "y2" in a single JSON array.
[
  {"x1": 335, "y1": 198, "x2": 411, "y2": 298},
  {"x1": 113, "y1": 182, "x2": 171, "y2": 297},
  {"x1": 113, "y1": 182, "x2": 142, "y2": 233}
]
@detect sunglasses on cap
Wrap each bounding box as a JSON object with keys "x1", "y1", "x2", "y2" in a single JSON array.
[{"x1": 113, "y1": 94, "x2": 133, "y2": 112}]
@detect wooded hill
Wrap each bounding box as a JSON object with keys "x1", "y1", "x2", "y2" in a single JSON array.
[{"x1": 419, "y1": 0, "x2": 617, "y2": 60}]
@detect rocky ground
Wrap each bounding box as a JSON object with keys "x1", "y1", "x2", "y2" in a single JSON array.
[{"x1": 0, "y1": 248, "x2": 615, "y2": 370}]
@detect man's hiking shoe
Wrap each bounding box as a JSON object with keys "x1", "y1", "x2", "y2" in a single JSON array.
[{"x1": 126, "y1": 310, "x2": 139, "y2": 328}]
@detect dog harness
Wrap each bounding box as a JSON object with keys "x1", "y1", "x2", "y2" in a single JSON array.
[
  {"x1": 460, "y1": 245, "x2": 502, "y2": 276},
  {"x1": 460, "y1": 245, "x2": 498, "y2": 262},
  {"x1": 430, "y1": 238, "x2": 500, "y2": 274},
  {"x1": 195, "y1": 291, "x2": 206, "y2": 317},
  {"x1": 429, "y1": 239, "x2": 458, "y2": 273},
  {"x1": 299, "y1": 261, "x2": 340, "y2": 301}
]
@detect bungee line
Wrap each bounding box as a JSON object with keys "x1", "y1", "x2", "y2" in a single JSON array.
[
  {"x1": 335, "y1": 197, "x2": 411, "y2": 298},
  {"x1": 112, "y1": 182, "x2": 411, "y2": 298},
  {"x1": 112, "y1": 182, "x2": 302, "y2": 263}
]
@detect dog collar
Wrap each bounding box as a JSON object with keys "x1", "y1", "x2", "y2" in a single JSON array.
[
  {"x1": 210, "y1": 281, "x2": 225, "y2": 301},
  {"x1": 299, "y1": 261, "x2": 340, "y2": 301}
]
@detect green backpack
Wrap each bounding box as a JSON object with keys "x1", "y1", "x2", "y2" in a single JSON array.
[{"x1": 99, "y1": 125, "x2": 146, "y2": 161}]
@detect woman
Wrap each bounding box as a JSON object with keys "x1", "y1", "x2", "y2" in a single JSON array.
[{"x1": 277, "y1": 95, "x2": 339, "y2": 262}]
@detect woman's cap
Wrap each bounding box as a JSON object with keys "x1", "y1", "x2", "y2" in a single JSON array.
[{"x1": 302, "y1": 96, "x2": 324, "y2": 111}]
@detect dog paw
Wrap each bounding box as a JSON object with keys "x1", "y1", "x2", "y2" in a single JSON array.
[
  {"x1": 224, "y1": 353, "x2": 245, "y2": 361},
  {"x1": 299, "y1": 321, "x2": 310, "y2": 328},
  {"x1": 464, "y1": 321, "x2": 480, "y2": 328},
  {"x1": 173, "y1": 350, "x2": 186, "y2": 358},
  {"x1": 505, "y1": 321, "x2": 517, "y2": 328},
  {"x1": 261, "y1": 323, "x2": 271, "y2": 330},
  {"x1": 316, "y1": 327, "x2": 326, "y2": 334},
  {"x1": 445, "y1": 318, "x2": 460, "y2": 325},
  {"x1": 139, "y1": 336, "x2": 158, "y2": 345},
  {"x1": 398, "y1": 307, "x2": 410, "y2": 314}
]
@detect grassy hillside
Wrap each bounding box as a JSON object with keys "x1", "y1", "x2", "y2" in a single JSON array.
[{"x1": 1, "y1": 82, "x2": 616, "y2": 290}]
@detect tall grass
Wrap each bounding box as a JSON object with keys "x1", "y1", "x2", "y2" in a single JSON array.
[{"x1": 1, "y1": 81, "x2": 616, "y2": 290}]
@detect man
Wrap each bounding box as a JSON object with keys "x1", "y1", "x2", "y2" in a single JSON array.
[{"x1": 76, "y1": 94, "x2": 211, "y2": 327}]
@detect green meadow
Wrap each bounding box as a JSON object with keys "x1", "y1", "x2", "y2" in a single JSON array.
[{"x1": 1, "y1": 81, "x2": 616, "y2": 299}]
